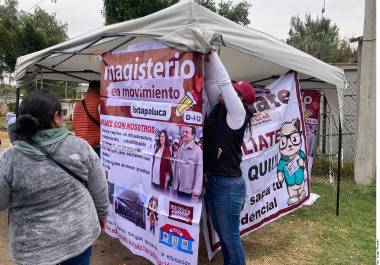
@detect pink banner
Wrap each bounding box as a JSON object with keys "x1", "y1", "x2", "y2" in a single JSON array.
[{"x1": 301, "y1": 89, "x2": 321, "y2": 176}]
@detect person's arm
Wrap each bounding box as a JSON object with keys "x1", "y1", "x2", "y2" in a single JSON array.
[
  {"x1": 0, "y1": 154, "x2": 11, "y2": 211},
  {"x1": 86, "y1": 147, "x2": 109, "y2": 219},
  {"x1": 204, "y1": 52, "x2": 246, "y2": 130}
]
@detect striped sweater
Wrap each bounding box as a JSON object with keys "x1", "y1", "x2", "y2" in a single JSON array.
[{"x1": 72, "y1": 91, "x2": 100, "y2": 147}]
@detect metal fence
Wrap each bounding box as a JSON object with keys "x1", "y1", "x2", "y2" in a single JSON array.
[{"x1": 317, "y1": 65, "x2": 358, "y2": 161}]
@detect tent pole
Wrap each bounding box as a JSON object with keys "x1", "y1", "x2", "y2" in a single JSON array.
[
  {"x1": 322, "y1": 95, "x2": 327, "y2": 154},
  {"x1": 336, "y1": 117, "x2": 342, "y2": 216},
  {"x1": 52, "y1": 36, "x2": 104, "y2": 68},
  {"x1": 35, "y1": 64, "x2": 91, "y2": 82},
  {"x1": 15, "y1": 85, "x2": 20, "y2": 115},
  {"x1": 51, "y1": 34, "x2": 131, "y2": 68},
  {"x1": 108, "y1": 37, "x2": 136, "y2": 52},
  {"x1": 250, "y1": 75, "x2": 279, "y2": 84}
]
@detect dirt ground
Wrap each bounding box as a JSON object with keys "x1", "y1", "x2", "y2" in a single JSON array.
[{"x1": 0, "y1": 208, "x2": 231, "y2": 265}]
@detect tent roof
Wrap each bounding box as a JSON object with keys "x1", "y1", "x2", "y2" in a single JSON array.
[{"x1": 14, "y1": 0, "x2": 346, "y2": 120}]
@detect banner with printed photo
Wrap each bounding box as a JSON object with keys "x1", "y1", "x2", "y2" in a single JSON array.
[
  {"x1": 203, "y1": 72, "x2": 310, "y2": 259},
  {"x1": 100, "y1": 40, "x2": 204, "y2": 265},
  {"x1": 301, "y1": 89, "x2": 321, "y2": 176}
]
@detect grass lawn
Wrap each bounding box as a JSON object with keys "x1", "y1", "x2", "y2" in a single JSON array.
[{"x1": 247, "y1": 158, "x2": 375, "y2": 265}]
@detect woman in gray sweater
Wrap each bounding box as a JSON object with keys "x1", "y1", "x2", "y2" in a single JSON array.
[{"x1": 0, "y1": 90, "x2": 109, "y2": 265}]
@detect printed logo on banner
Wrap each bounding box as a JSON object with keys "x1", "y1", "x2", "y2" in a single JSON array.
[
  {"x1": 168, "y1": 201, "x2": 194, "y2": 225},
  {"x1": 130, "y1": 101, "x2": 172, "y2": 121},
  {"x1": 251, "y1": 111, "x2": 272, "y2": 126},
  {"x1": 159, "y1": 224, "x2": 194, "y2": 254},
  {"x1": 251, "y1": 89, "x2": 290, "y2": 113},
  {"x1": 183, "y1": 111, "x2": 202, "y2": 125}
]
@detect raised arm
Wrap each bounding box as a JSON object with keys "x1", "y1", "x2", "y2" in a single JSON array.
[{"x1": 204, "y1": 52, "x2": 246, "y2": 130}]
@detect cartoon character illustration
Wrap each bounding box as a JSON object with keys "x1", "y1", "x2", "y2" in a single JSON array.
[
  {"x1": 147, "y1": 196, "x2": 159, "y2": 235},
  {"x1": 277, "y1": 118, "x2": 307, "y2": 206}
]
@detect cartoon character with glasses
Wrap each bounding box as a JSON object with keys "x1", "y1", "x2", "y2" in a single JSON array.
[{"x1": 277, "y1": 118, "x2": 307, "y2": 206}]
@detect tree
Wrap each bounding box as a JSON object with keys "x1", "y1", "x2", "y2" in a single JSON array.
[
  {"x1": 103, "y1": 0, "x2": 251, "y2": 26},
  {"x1": 286, "y1": 15, "x2": 357, "y2": 63},
  {"x1": 217, "y1": 1, "x2": 250, "y2": 26},
  {"x1": 332, "y1": 39, "x2": 357, "y2": 64},
  {"x1": 19, "y1": 8, "x2": 68, "y2": 54},
  {"x1": 0, "y1": 0, "x2": 21, "y2": 77},
  {"x1": 103, "y1": 0, "x2": 178, "y2": 25},
  {"x1": 0, "y1": 0, "x2": 68, "y2": 78}
]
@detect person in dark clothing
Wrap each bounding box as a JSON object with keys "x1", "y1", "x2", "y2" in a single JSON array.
[{"x1": 203, "y1": 52, "x2": 255, "y2": 265}]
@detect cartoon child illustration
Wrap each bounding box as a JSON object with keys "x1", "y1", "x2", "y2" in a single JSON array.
[
  {"x1": 147, "y1": 196, "x2": 159, "y2": 235},
  {"x1": 277, "y1": 118, "x2": 307, "y2": 206}
]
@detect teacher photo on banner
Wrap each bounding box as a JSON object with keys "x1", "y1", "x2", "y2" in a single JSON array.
[
  {"x1": 151, "y1": 129, "x2": 173, "y2": 192},
  {"x1": 171, "y1": 125, "x2": 203, "y2": 202}
]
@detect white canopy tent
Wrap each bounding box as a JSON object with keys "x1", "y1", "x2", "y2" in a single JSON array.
[
  {"x1": 14, "y1": 0, "x2": 346, "y2": 124},
  {"x1": 14, "y1": 0, "x2": 346, "y2": 216}
]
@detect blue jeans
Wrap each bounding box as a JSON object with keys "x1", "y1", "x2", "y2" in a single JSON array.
[
  {"x1": 206, "y1": 176, "x2": 246, "y2": 265},
  {"x1": 59, "y1": 246, "x2": 92, "y2": 265}
]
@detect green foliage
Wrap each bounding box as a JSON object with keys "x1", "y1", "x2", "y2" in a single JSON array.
[
  {"x1": 0, "y1": 0, "x2": 68, "y2": 77},
  {"x1": 312, "y1": 155, "x2": 355, "y2": 182},
  {"x1": 287, "y1": 15, "x2": 357, "y2": 63},
  {"x1": 18, "y1": 8, "x2": 68, "y2": 55},
  {"x1": 103, "y1": 0, "x2": 179, "y2": 25},
  {"x1": 216, "y1": 1, "x2": 250, "y2": 26},
  {"x1": 195, "y1": 0, "x2": 217, "y2": 12},
  {"x1": 103, "y1": 0, "x2": 251, "y2": 26},
  {"x1": 0, "y1": 0, "x2": 21, "y2": 76},
  {"x1": 0, "y1": 83, "x2": 12, "y2": 96},
  {"x1": 333, "y1": 39, "x2": 358, "y2": 64}
]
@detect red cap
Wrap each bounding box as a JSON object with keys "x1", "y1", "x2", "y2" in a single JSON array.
[{"x1": 232, "y1": 80, "x2": 256, "y2": 105}]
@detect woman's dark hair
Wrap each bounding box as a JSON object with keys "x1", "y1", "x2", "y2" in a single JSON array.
[
  {"x1": 14, "y1": 90, "x2": 62, "y2": 140},
  {"x1": 242, "y1": 102, "x2": 254, "y2": 136},
  {"x1": 235, "y1": 89, "x2": 254, "y2": 134},
  {"x1": 155, "y1": 130, "x2": 169, "y2": 154}
]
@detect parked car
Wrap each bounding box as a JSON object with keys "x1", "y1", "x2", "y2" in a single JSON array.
[{"x1": 115, "y1": 189, "x2": 146, "y2": 229}]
